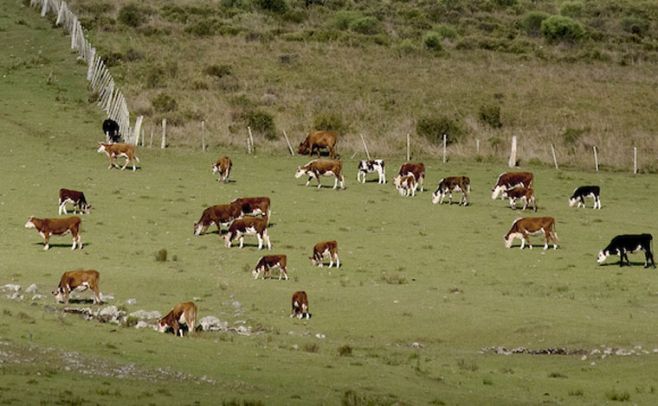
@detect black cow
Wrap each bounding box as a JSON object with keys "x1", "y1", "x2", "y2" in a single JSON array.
[
  {"x1": 102, "y1": 119, "x2": 121, "y2": 143},
  {"x1": 569, "y1": 186, "x2": 601, "y2": 209},
  {"x1": 597, "y1": 234, "x2": 655, "y2": 268}
]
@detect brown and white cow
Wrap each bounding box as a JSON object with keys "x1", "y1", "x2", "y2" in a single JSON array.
[
  {"x1": 225, "y1": 216, "x2": 271, "y2": 250},
  {"x1": 295, "y1": 159, "x2": 345, "y2": 190},
  {"x1": 58, "y1": 188, "x2": 92, "y2": 215},
  {"x1": 503, "y1": 185, "x2": 537, "y2": 212},
  {"x1": 52, "y1": 269, "x2": 101, "y2": 304},
  {"x1": 298, "y1": 130, "x2": 337, "y2": 159},
  {"x1": 310, "y1": 240, "x2": 340, "y2": 268},
  {"x1": 158, "y1": 302, "x2": 197, "y2": 337},
  {"x1": 252, "y1": 255, "x2": 288, "y2": 280},
  {"x1": 193, "y1": 204, "x2": 241, "y2": 236},
  {"x1": 97, "y1": 143, "x2": 140, "y2": 171},
  {"x1": 230, "y1": 197, "x2": 271, "y2": 219},
  {"x1": 25, "y1": 216, "x2": 82, "y2": 250},
  {"x1": 396, "y1": 163, "x2": 425, "y2": 192},
  {"x1": 212, "y1": 156, "x2": 232, "y2": 183},
  {"x1": 394, "y1": 174, "x2": 418, "y2": 197},
  {"x1": 504, "y1": 217, "x2": 558, "y2": 250},
  {"x1": 431, "y1": 176, "x2": 470, "y2": 205},
  {"x1": 291, "y1": 291, "x2": 311, "y2": 319},
  {"x1": 491, "y1": 171, "x2": 533, "y2": 200}
]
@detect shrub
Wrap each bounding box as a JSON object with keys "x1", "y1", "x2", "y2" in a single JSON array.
[
  {"x1": 185, "y1": 18, "x2": 218, "y2": 36},
  {"x1": 422, "y1": 31, "x2": 443, "y2": 51},
  {"x1": 605, "y1": 389, "x2": 630, "y2": 402},
  {"x1": 541, "y1": 15, "x2": 585, "y2": 43},
  {"x1": 333, "y1": 10, "x2": 361, "y2": 30},
  {"x1": 478, "y1": 104, "x2": 502, "y2": 128},
  {"x1": 395, "y1": 39, "x2": 417, "y2": 56},
  {"x1": 434, "y1": 24, "x2": 458, "y2": 40},
  {"x1": 204, "y1": 64, "x2": 232, "y2": 78},
  {"x1": 302, "y1": 342, "x2": 319, "y2": 353},
  {"x1": 145, "y1": 66, "x2": 165, "y2": 88},
  {"x1": 492, "y1": 0, "x2": 516, "y2": 8},
  {"x1": 254, "y1": 0, "x2": 288, "y2": 13},
  {"x1": 155, "y1": 249, "x2": 167, "y2": 262},
  {"x1": 621, "y1": 16, "x2": 650, "y2": 37},
  {"x1": 416, "y1": 115, "x2": 464, "y2": 145},
  {"x1": 118, "y1": 4, "x2": 146, "y2": 28},
  {"x1": 519, "y1": 11, "x2": 549, "y2": 37},
  {"x1": 562, "y1": 127, "x2": 586, "y2": 147},
  {"x1": 560, "y1": 1, "x2": 583, "y2": 18},
  {"x1": 151, "y1": 93, "x2": 178, "y2": 113},
  {"x1": 350, "y1": 17, "x2": 380, "y2": 35},
  {"x1": 313, "y1": 113, "x2": 346, "y2": 134},
  {"x1": 337, "y1": 345, "x2": 353, "y2": 356},
  {"x1": 244, "y1": 110, "x2": 277, "y2": 140}
]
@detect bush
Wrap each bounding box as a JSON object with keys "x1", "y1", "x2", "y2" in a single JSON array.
[
  {"x1": 244, "y1": 110, "x2": 277, "y2": 140},
  {"x1": 118, "y1": 4, "x2": 146, "y2": 28},
  {"x1": 519, "y1": 11, "x2": 549, "y2": 37},
  {"x1": 541, "y1": 15, "x2": 585, "y2": 43},
  {"x1": 337, "y1": 345, "x2": 353, "y2": 356},
  {"x1": 560, "y1": 1, "x2": 583, "y2": 18},
  {"x1": 254, "y1": 0, "x2": 288, "y2": 13},
  {"x1": 313, "y1": 113, "x2": 346, "y2": 134},
  {"x1": 145, "y1": 66, "x2": 165, "y2": 88},
  {"x1": 204, "y1": 64, "x2": 232, "y2": 78},
  {"x1": 151, "y1": 93, "x2": 178, "y2": 113},
  {"x1": 621, "y1": 16, "x2": 650, "y2": 37},
  {"x1": 422, "y1": 31, "x2": 443, "y2": 51},
  {"x1": 185, "y1": 18, "x2": 218, "y2": 36},
  {"x1": 416, "y1": 115, "x2": 463, "y2": 144},
  {"x1": 155, "y1": 249, "x2": 168, "y2": 262},
  {"x1": 350, "y1": 17, "x2": 380, "y2": 35},
  {"x1": 333, "y1": 10, "x2": 361, "y2": 30},
  {"x1": 434, "y1": 24, "x2": 458, "y2": 40},
  {"x1": 395, "y1": 39, "x2": 418, "y2": 56},
  {"x1": 562, "y1": 127, "x2": 586, "y2": 147},
  {"x1": 478, "y1": 104, "x2": 502, "y2": 128}
]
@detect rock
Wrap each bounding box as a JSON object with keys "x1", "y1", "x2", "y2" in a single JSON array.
[
  {"x1": 199, "y1": 316, "x2": 227, "y2": 332},
  {"x1": 231, "y1": 301, "x2": 241, "y2": 309},
  {"x1": 31, "y1": 294, "x2": 44, "y2": 301},
  {"x1": 25, "y1": 284, "x2": 38, "y2": 294},
  {"x1": 97, "y1": 306, "x2": 124, "y2": 323},
  {"x1": 129, "y1": 310, "x2": 161, "y2": 320},
  {"x1": 125, "y1": 298, "x2": 137, "y2": 305},
  {"x1": 100, "y1": 293, "x2": 114, "y2": 302},
  {"x1": 8, "y1": 292, "x2": 23, "y2": 301},
  {"x1": 410, "y1": 342, "x2": 423, "y2": 349},
  {"x1": 315, "y1": 333, "x2": 326, "y2": 339},
  {"x1": 235, "y1": 325, "x2": 251, "y2": 335},
  {"x1": 135, "y1": 321, "x2": 154, "y2": 329},
  {"x1": 2, "y1": 284, "x2": 21, "y2": 292}
]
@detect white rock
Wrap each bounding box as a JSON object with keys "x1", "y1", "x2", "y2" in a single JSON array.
[
  {"x1": 31, "y1": 294, "x2": 44, "y2": 301},
  {"x1": 235, "y1": 325, "x2": 251, "y2": 335},
  {"x1": 135, "y1": 321, "x2": 153, "y2": 329},
  {"x1": 25, "y1": 284, "x2": 38, "y2": 294},
  {"x1": 315, "y1": 333, "x2": 326, "y2": 339},
  {"x1": 98, "y1": 306, "x2": 121, "y2": 319},
  {"x1": 410, "y1": 342, "x2": 423, "y2": 349},
  {"x1": 125, "y1": 298, "x2": 137, "y2": 305},
  {"x1": 100, "y1": 293, "x2": 114, "y2": 301},
  {"x1": 2, "y1": 284, "x2": 20, "y2": 292},
  {"x1": 129, "y1": 310, "x2": 161, "y2": 320},
  {"x1": 232, "y1": 301, "x2": 241, "y2": 309},
  {"x1": 199, "y1": 316, "x2": 227, "y2": 332}
]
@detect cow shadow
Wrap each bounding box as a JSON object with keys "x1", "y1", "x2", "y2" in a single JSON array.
[
  {"x1": 599, "y1": 261, "x2": 650, "y2": 268},
  {"x1": 33, "y1": 242, "x2": 91, "y2": 249},
  {"x1": 67, "y1": 298, "x2": 97, "y2": 305}
]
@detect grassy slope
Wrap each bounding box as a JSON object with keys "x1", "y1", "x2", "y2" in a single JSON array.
[{"x1": 2, "y1": 2, "x2": 658, "y2": 405}]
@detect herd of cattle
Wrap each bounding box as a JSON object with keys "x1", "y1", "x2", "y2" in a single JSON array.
[{"x1": 21, "y1": 126, "x2": 656, "y2": 336}]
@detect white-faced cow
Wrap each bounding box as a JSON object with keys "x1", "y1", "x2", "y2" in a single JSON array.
[
  {"x1": 225, "y1": 216, "x2": 271, "y2": 250},
  {"x1": 394, "y1": 174, "x2": 418, "y2": 197},
  {"x1": 310, "y1": 240, "x2": 340, "y2": 268},
  {"x1": 503, "y1": 185, "x2": 537, "y2": 212},
  {"x1": 491, "y1": 172, "x2": 533, "y2": 200},
  {"x1": 25, "y1": 216, "x2": 82, "y2": 250},
  {"x1": 158, "y1": 302, "x2": 197, "y2": 337},
  {"x1": 58, "y1": 188, "x2": 92, "y2": 215},
  {"x1": 229, "y1": 197, "x2": 271, "y2": 219},
  {"x1": 295, "y1": 159, "x2": 345, "y2": 190},
  {"x1": 291, "y1": 291, "x2": 311, "y2": 319},
  {"x1": 569, "y1": 186, "x2": 601, "y2": 209},
  {"x1": 102, "y1": 118, "x2": 121, "y2": 143},
  {"x1": 357, "y1": 159, "x2": 386, "y2": 184},
  {"x1": 193, "y1": 204, "x2": 241, "y2": 236},
  {"x1": 212, "y1": 156, "x2": 232, "y2": 183},
  {"x1": 97, "y1": 143, "x2": 140, "y2": 171},
  {"x1": 597, "y1": 234, "x2": 655, "y2": 268},
  {"x1": 396, "y1": 163, "x2": 425, "y2": 192},
  {"x1": 504, "y1": 217, "x2": 558, "y2": 250},
  {"x1": 431, "y1": 176, "x2": 470, "y2": 206},
  {"x1": 298, "y1": 130, "x2": 337, "y2": 159},
  {"x1": 52, "y1": 269, "x2": 101, "y2": 304},
  {"x1": 252, "y1": 255, "x2": 288, "y2": 280}
]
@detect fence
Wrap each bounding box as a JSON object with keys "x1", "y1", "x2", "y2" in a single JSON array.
[{"x1": 30, "y1": 0, "x2": 137, "y2": 144}]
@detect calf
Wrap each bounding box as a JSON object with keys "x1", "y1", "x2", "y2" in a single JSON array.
[
  {"x1": 397, "y1": 163, "x2": 425, "y2": 192},
  {"x1": 491, "y1": 171, "x2": 533, "y2": 200},
  {"x1": 597, "y1": 234, "x2": 655, "y2": 268},
  {"x1": 102, "y1": 118, "x2": 121, "y2": 143},
  {"x1": 291, "y1": 291, "x2": 311, "y2": 319},
  {"x1": 158, "y1": 302, "x2": 197, "y2": 337},
  {"x1": 58, "y1": 188, "x2": 92, "y2": 215},
  {"x1": 357, "y1": 159, "x2": 386, "y2": 184},
  {"x1": 503, "y1": 185, "x2": 537, "y2": 212},
  {"x1": 310, "y1": 240, "x2": 340, "y2": 268},
  {"x1": 25, "y1": 216, "x2": 82, "y2": 250},
  {"x1": 295, "y1": 159, "x2": 345, "y2": 190},
  {"x1": 252, "y1": 255, "x2": 288, "y2": 280},
  {"x1": 97, "y1": 143, "x2": 140, "y2": 171},
  {"x1": 569, "y1": 186, "x2": 601, "y2": 209},
  {"x1": 504, "y1": 217, "x2": 558, "y2": 250},
  {"x1": 431, "y1": 176, "x2": 470, "y2": 206},
  {"x1": 230, "y1": 197, "x2": 271, "y2": 219},
  {"x1": 212, "y1": 156, "x2": 232, "y2": 183},
  {"x1": 224, "y1": 216, "x2": 271, "y2": 250},
  {"x1": 52, "y1": 269, "x2": 101, "y2": 304},
  {"x1": 394, "y1": 174, "x2": 418, "y2": 197},
  {"x1": 193, "y1": 204, "x2": 241, "y2": 236},
  {"x1": 298, "y1": 130, "x2": 337, "y2": 159}
]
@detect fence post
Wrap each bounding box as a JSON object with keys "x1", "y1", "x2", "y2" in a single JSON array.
[
  {"x1": 282, "y1": 130, "x2": 295, "y2": 156},
  {"x1": 360, "y1": 134, "x2": 371, "y2": 160},
  {"x1": 161, "y1": 118, "x2": 167, "y2": 149},
  {"x1": 593, "y1": 146, "x2": 599, "y2": 172},
  {"x1": 247, "y1": 127, "x2": 254, "y2": 154},
  {"x1": 149, "y1": 128, "x2": 154, "y2": 148},
  {"x1": 442, "y1": 133, "x2": 447, "y2": 163},
  {"x1": 476, "y1": 139, "x2": 480, "y2": 155},
  {"x1": 406, "y1": 133, "x2": 410, "y2": 161},
  {"x1": 508, "y1": 136, "x2": 517, "y2": 168},
  {"x1": 633, "y1": 146, "x2": 637, "y2": 174},
  {"x1": 201, "y1": 121, "x2": 206, "y2": 152},
  {"x1": 132, "y1": 115, "x2": 143, "y2": 146},
  {"x1": 550, "y1": 144, "x2": 559, "y2": 170}
]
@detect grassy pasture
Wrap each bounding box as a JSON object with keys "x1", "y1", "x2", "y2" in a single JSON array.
[{"x1": 2, "y1": 3, "x2": 658, "y2": 405}]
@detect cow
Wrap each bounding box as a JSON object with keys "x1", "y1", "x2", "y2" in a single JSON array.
[
  {"x1": 252, "y1": 255, "x2": 288, "y2": 280},
  {"x1": 431, "y1": 176, "x2": 470, "y2": 206},
  {"x1": 158, "y1": 302, "x2": 197, "y2": 337},
  {"x1": 310, "y1": 240, "x2": 340, "y2": 268},
  {"x1": 597, "y1": 234, "x2": 655, "y2": 268},
  {"x1": 224, "y1": 216, "x2": 271, "y2": 250},
  {"x1": 357, "y1": 159, "x2": 386, "y2": 184},
  {"x1": 569, "y1": 186, "x2": 601, "y2": 209},
  {"x1": 291, "y1": 291, "x2": 311, "y2": 319},
  {"x1": 504, "y1": 217, "x2": 558, "y2": 250},
  {"x1": 52, "y1": 269, "x2": 101, "y2": 304},
  {"x1": 25, "y1": 216, "x2": 82, "y2": 250},
  {"x1": 503, "y1": 185, "x2": 537, "y2": 212},
  {"x1": 394, "y1": 174, "x2": 418, "y2": 197},
  {"x1": 298, "y1": 130, "x2": 337, "y2": 159},
  {"x1": 397, "y1": 163, "x2": 425, "y2": 192},
  {"x1": 193, "y1": 204, "x2": 241, "y2": 236},
  {"x1": 229, "y1": 197, "x2": 271, "y2": 219},
  {"x1": 58, "y1": 188, "x2": 92, "y2": 215},
  {"x1": 295, "y1": 159, "x2": 345, "y2": 190},
  {"x1": 97, "y1": 143, "x2": 140, "y2": 171},
  {"x1": 102, "y1": 118, "x2": 121, "y2": 143},
  {"x1": 212, "y1": 156, "x2": 232, "y2": 183},
  {"x1": 491, "y1": 172, "x2": 534, "y2": 200}
]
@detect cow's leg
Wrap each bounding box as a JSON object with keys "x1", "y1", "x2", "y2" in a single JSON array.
[
  {"x1": 335, "y1": 253, "x2": 340, "y2": 268},
  {"x1": 43, "y1": 233, "x2": 50, "y2": 250},
  {"x1": 281, "y1": 266, "x2": 288, "y2": 280},
  {"x1": 256, "y1": 233, "x2": 263, "y2": 250},
  {"x1": 340, "y1": 175, "x2": 345, "y2": 189},
  {"x1": 618, "y1": 250, "x2": 625, "y2": 267},
  {"x1": 238, "y1": 235, "x2": 244, "y2": 249},
  {"x1": 333, "y1": 176, "x2": 338, "y2": 189},
  {"x1": 305, "y1": 176, "x2": 312, "y2": 187},
  {"x1": 265, "y1": 232, "x2": 271, "y2": 250},
  {"x1": 646, "y1": 248, "x2": 656, "y2": 269},
  {"x1": 92, "y1": 286, "x2": 102, "y2": 304}
]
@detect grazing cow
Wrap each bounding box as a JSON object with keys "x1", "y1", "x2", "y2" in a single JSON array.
[
  {"x1": 310, "y1": 240, "x2": 340, "y2": 268},
  {"x1": 97, "y1": 143, "x2": 140, "y2": 171},
  {"x1": 597, "y1": 234, "x2": 655, "y2": 268},
  {"x1": 52, "y1": 269, "x2": 101, "y2": 304},
  {"x1": 295, "y1": 159, "x2": 345, "y2": 190},
  {"x1": 158, "y1": 302, "x2": 197, "y2": 337},
  {"x1": 291, "y1": 291, "x2": 311, "y2": 319},
  {"x1": 397, "y1": 163, "x2": 425, "y2": 192},
  {"x1": 298, "y1": 130, "x2": 337, "y2": 159},
  {"x1": 491, "y1": 172, "x2": 534, "y2": 200},
  {"x1": 212, "y1": 156, "x2": 232, "y2": 183},
  {"x1": 229, "y1": 197, "x2": 271, "y2": 219},
  {"x1": 252, "y1": 255, "x2": 288, "y2": 280},
  {"x1": 431, "y1": 176, "x2": 470, "y2": 206},
  {"x1": 357, "y1": 159, "x2": 386, "y2": 184},
  {"x1": 394, "y1": 174, "x2": 418, "y2": 197},
  {"x1": 503, "y1": 185, "x2": 537, "y2": 212},
  {"x1": 102, "y1": 118, "x2": 121, "y2": 143},
  {"x1": 504, "y1": 217, "x2": 558, "y2": 250},
  {"x1": 58, "y1": 188, "x2": 92, "y2": 215},
  {"x1": 193, "y1": 204, "x2": 242, "y2": 236},
  {"x1": 569, "y1": 186, "x2": 601, "y2": 209},
  {"x1": 225, "y1": 216, "x2": 271, "y2": 250},
  {"x1": 25, "y1": 216, "x2": 82, "y2": 250}
]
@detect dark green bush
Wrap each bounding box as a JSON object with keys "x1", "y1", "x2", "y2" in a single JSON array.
[
  {"x1": 151, "y1": 93, "x2": 178, "y2": 113},
  {"x1": 244, "y1": 110, "x2": 277, "y2": 140},
  {"x1": 434, "y1": 24, "x2": 458, "y2": 40},
  {"x1": 254, "y1": 0, "x2": 288, "y2": 13},
  {"x1": 519, "y1": 11, "x2": 549, "y2": 37},
  {"x1": 313, "y1": 113, "x2": 346, "y2": 134},
  {"x1": 621, "y1": 16, "x2": 650, "y2": 37},
  {"x1": 478, "y1": 104, "x2": 502, "y2": 128},
  {"x1": 541, "y1": 15, "x2": 585, "y2": 43},
  {"x1": 416, "y1": 115, "x2": 464, "y2": 145},
  {"x1": 560, "y1": 1, "x2": 583, "y2": 18},
  {"x1": 350, "y1": 17, "x2": 380, "y2": 35},
  {"x1": 204, "y1": 64, "x2": 232, "y2": 78},
  {"x1": 422, "y1": 31, "x2": 443, "y2": 51},
  {"x1": 118, "y1": 4, "x2": 146, "y2": 28},
  {"x1": 333, "y1": 10, "x2": 361, "y2": 30}
]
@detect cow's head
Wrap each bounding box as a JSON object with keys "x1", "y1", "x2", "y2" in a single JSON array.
[
  {"x1": 491, "y1": 185, "x2": 506, "y2": 200},
  {"x1": 157, "y1": 320, "x2": 169, "y2": 333},
  {"x1": 96, "y1": 143, "x2": 108, "y2": 153},
  {"x1": 504, "y1": 232, "x2": 522, "y2": 248},
  {"x1": 596, "y1": 250, "x2": 609, "y2": 264},
  {"x1": 24, "y1": 217, "x2": 35, "y2": 229},
  {"x1": 294, "y1": 166, "x2": 307, "y2": 178},
  {"x1": 51, "y1": 287, "x2": 66, "y2": 303},
  {"x1": 431, "y1": 192, "x2": 441, "y2": 205},
  {"x1": 251, "y1": 267, "x2": 260, "y2": 279},
  {"x1": 568, "y1": 197, "x2": 579, "y2": 207},
  {"x1": 82, "y1": 204, "x2": 93, "y2": 214},
  {"x1": 298, "y1": 141, "x2": 310, "y2": 155},
  {"x1": 393, "y1": 175, "x2": 402, "y2": 188},
  {"x1": 193, "y1": 222, "x2": 204, "y2": 236},
  {"x1": 211, "y1": 163, "x2": 219, "y2": 174}
]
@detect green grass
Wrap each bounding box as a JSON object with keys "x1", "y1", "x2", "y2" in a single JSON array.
[{"x1": 2, "y1": 2, "x2": 658, "y2": 404}]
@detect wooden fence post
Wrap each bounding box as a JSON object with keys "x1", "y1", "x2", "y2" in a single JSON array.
[
  {"x1": 201, "y1": 120, "x2": 206, "y2": 152},
  {"x1": 149, "y1": 128, "x2": 154, "y2": 148},
  {"x1": 132, "y1": 115, "x2": 143, "y2": 146},
  {"x1": 247, "y1": 127, "x2": 255, "y2": 154},
  {"x1": 633, "y1": 146, "x2": 637, "y2": 174},
  {"x1": 406, "y1": 133, "x2": 410, "y2": 161},
  {"x1": 476, "y1": 139, "x2": 480, "y2": 155},
  {"x1": 360, "y1": 134, "x2": 371, "y2": 160},
  {"x1": 442, "y1": 133, "x2": 447, "y2": 163},
  {"x1": 593, "y1": 146, "x2": 599, "y2": 172},
  {"x1": 161, "y1": 118, "x2": 167, "y2": 149},
  {"x1": 508, "y1": 136, "x2": 517, "y2": 168},
  {"x1": 550, "y1": 144, "x2": 559, "y2": 170},
  {"x1": 282, "y1": 130, "x2": 295, "y2": 156}
]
